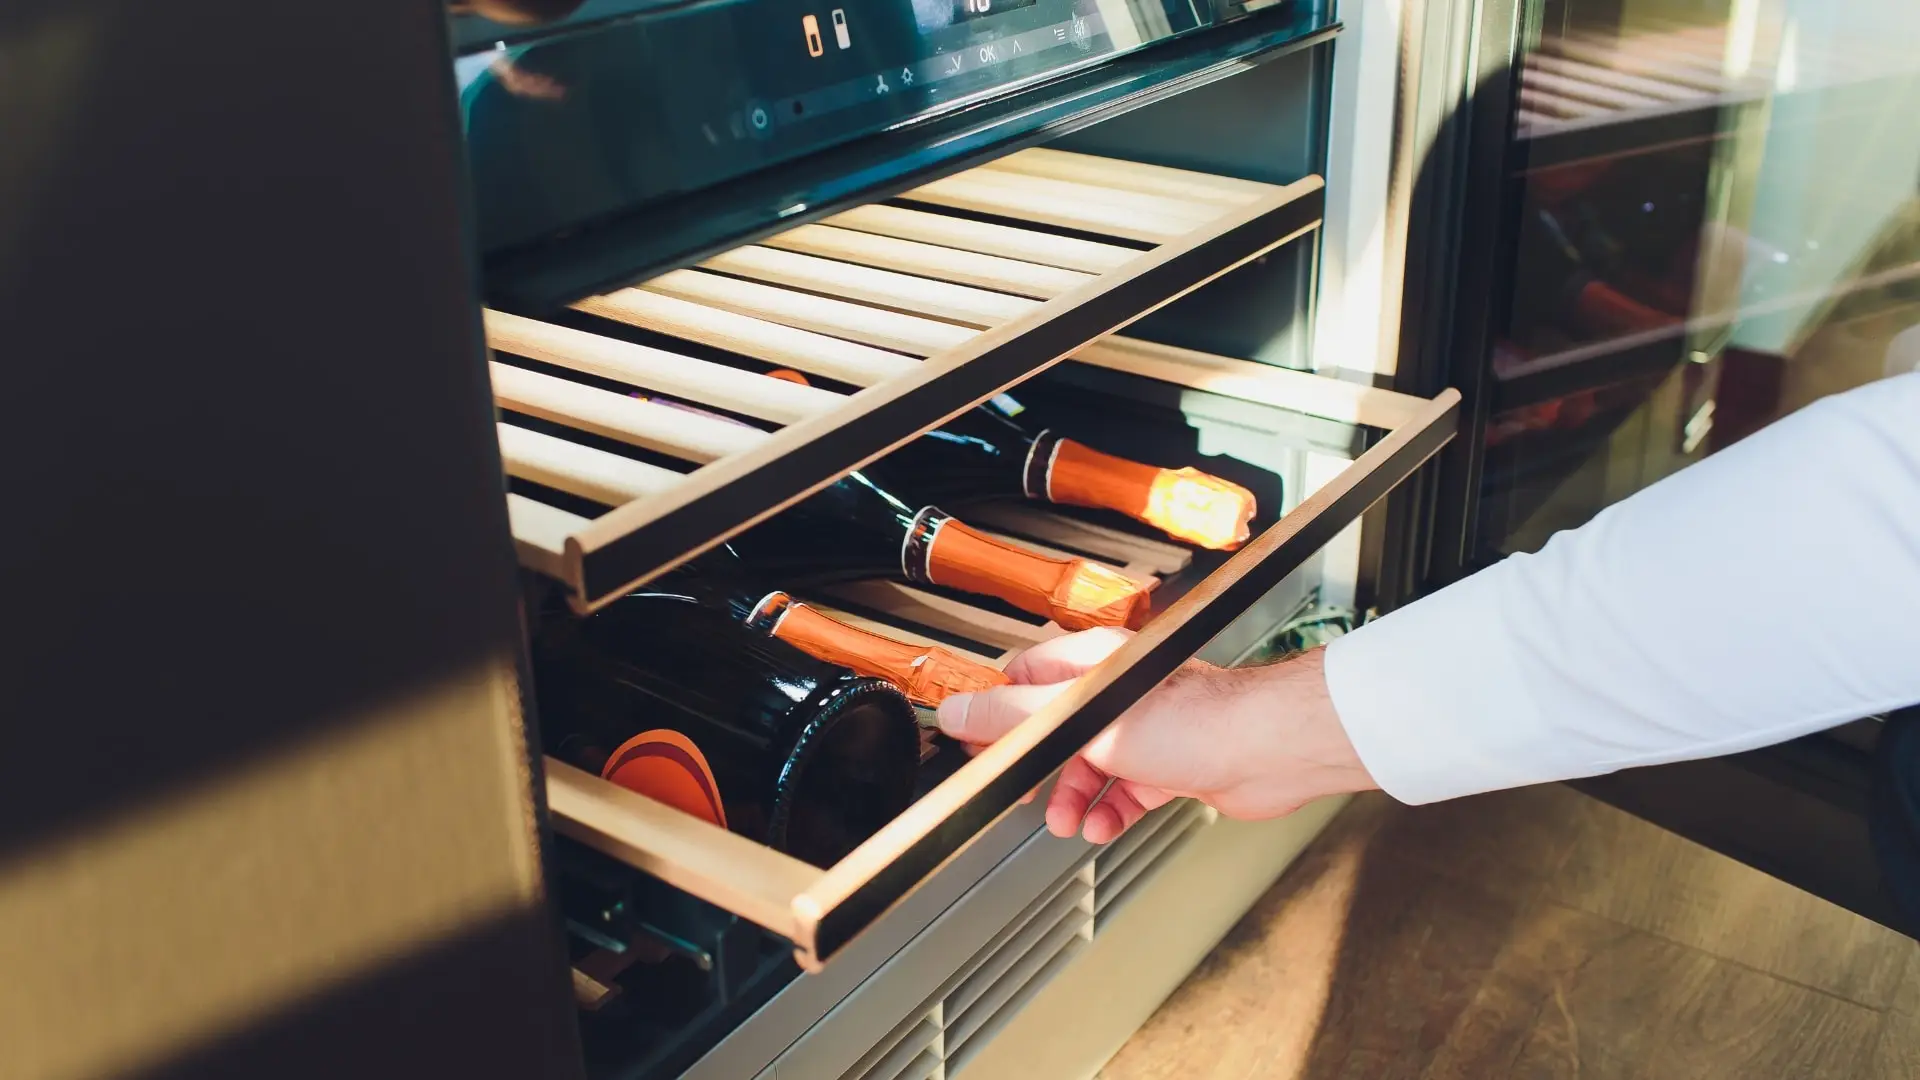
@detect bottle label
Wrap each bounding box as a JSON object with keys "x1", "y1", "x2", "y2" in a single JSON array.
[{"x1": 601, "y1": 730, "x2": 728, "y2": 829}]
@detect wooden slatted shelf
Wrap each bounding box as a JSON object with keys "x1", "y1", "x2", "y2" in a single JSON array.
[
  {"x1": 484, "y1": 150, "x2": 1367, "y2": 612},
  {"x1": 497, "y1": 149, "x2": 1462, "y2": 971}
]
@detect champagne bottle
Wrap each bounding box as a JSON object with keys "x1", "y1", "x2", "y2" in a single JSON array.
[
  {"x1": 659, "y1": 551, "x2": 1009, "y2": 707},
  {"x1": 730, "y1": 471, "x2": 1151, "y2": 631},
  {"x1": 774, "y1": 372, "x2": 1255, "y2": 550},
  {"x1": 533, "y1": 592, "x2": 922, "y2": 867},
  {"x1": 625, "y1": 379, "x2": 1151, "y2": 629},
  {"x1": 913, "y1": 399, "x2": 1257, "y2": 550}
]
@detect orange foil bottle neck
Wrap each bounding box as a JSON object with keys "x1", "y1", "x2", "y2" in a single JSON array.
[
  {"x1": 906, "y1": 507, "x2": 1150, "y2": 631},
  {"x1": 752, "y1": 592, "x2": 1009, "y2": 707},
  {"x1": 1027, "y1": 431, "x2": 1257, "y2": 551}
]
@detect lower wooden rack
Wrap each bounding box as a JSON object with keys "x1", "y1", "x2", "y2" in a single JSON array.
[
  {"x1": 497, "y1": 148, "x2": 1462, "y2": 969},
  {"x1": 488, "y1": 149, "x2": 1330, "y2": 613},
  {"x1": 530, "y1": 348, "x2": 1460, "y2": 970}
]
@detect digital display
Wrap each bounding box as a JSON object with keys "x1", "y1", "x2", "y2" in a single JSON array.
[{"x1": 911, "y1": 0, "x2": 1041, "y2": 34}]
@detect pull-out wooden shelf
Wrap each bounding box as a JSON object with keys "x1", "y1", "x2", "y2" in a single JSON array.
[
  {"x1": 492, "y1": 149, "x2": 1461, "y2": 970},
  {"x1": 541, "y1": 361, "x2": 1456, "y2": 971},
  {"x1": 491, "y1": 150, "x2": 1329, "y2": 613}
]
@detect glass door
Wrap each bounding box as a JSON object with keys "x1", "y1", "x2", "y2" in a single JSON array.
[
  {"x1": 1401, "y1": 0, "x2": 1920, "y2": 929},
  {"x1": 1463, "y1": 0, "x2": 1920, "y2": 564}
]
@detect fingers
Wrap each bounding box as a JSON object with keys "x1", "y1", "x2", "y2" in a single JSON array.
[
  {"x1": 1043, "y1": 757, "x2": 1178, "y2": 842},
  {"x1": 1044, "y1": 756, "x2": 1107, "y2": 838},
  {"x1": 1086, "y1": 783, "x2": 1179, "y2": 844},
  {"x1": 1082, "y1": 784, "x2": 1147, "y2": 845},
  {"x1": 1003, "y1": 627, "x2": 1134, "y2": 685},
  {"x1": 936, "y1": 681, "x2": 1072, "y2": 745}
]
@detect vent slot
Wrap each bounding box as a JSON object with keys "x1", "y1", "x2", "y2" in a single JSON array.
[
  {"x1": 944, "y1": 873, "x2": 1093, "y2": 1027},
  {"x1": 1093, "y1": 800, "x2": 1213, "y2": 930},
  {"x1": 843, "y1": 1011, "x2": 943, "y2": 1080}
]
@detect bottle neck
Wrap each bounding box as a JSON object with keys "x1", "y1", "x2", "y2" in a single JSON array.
[
  {"x1": 1027, "y1": 436, "x2": 1258, "y2": 551},
  {"x1": 908, "y1": 508, "x2": 1150, "y2": 631},
  {"x1": 755, "y1": 591, "x2": 1009, "y2": 706}
]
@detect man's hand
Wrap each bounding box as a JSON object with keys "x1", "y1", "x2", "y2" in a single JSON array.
[{"x1": 935, "y1": 628, "x2": 1377, "y2": 843}]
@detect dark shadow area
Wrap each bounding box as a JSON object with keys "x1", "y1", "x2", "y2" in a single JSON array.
[
  {"x1": 125, "y1": 907, "x2": 579, "y2": 1080},
  {"x1": 0, "y1": 0, "x2": 524, "y2": 861},
  {"x1": 1, "y1": 0, "x2": 579, "y2": 1075}
]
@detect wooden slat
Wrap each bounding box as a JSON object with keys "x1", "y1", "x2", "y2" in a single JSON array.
[
  {"x1": 986, "y1": 148, "x2": 1274, "y2": 207},
  {"x1": 545, "y1": 758, "x2": 818, "y2": 939},
  {"x1": 642, "y1": 270, "x2": 977, "y2": 355},
  {"x1": 1518, "y1": 86, "x2": 1612, "y2": 120},
  {"x1": 702, "y1": 246, "x2": 1034, "y2": 326},
  {"x1": 629, "y1": 239, "x2": 1418, "y2": 435},
  {"x1": 821, "y1": 581, "x2": 1059, "y2": 652},
  {"x1": 1525, "y1": 52, "x2": 1702, "y2": 103},
  {"x1": 572, "y1": 968, "x2": 621, "y2": 1011},
  {"x1": 763, "y1": 224, "x2": 1093, "y2": 300},
  {"x1": 962, "y1": 503, "x2": 1193, "y2": 575},
  {"x1": 1522, "y1": 65, "x2": 1670, "y2": 111},
  {"x1": 1072, "y1": 337, "x2": 1425, "y2": 430},
  {"x1": 505, "y1": 494, "x2": 589, "y2": 582},
  {"x1": 1609, "y1": 29, "x2": 1730, "y2": 69},
  {"x1": 489, "y1": 361, "x2": 762, "y2": 464},
  {"x1": 901, "y1": 169, "x2": 1218, "y2": 244},
  {"x1": 824, "y1": 204, "x2": 1138, "y2": 273},
  {"x1": 496, "y1": 423, "x2": 682, "y2": 507},
  {"x1": 573, "y1": 288, "x2": 917, "y2": 387},
  {"x1": 709, "y1": 249, "x2": 1033, "y2": 332},
  {"x1": 1541, "y1": 37, "x2": 1734, "y2": 94},
  {"x1": 484, "y1": 309, "x2": 839, "y2": 425},
  {"x1": 639, "y1": 262, "x2": 1420, "y2": 431}
]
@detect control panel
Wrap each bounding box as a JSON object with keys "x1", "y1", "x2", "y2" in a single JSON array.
[{"x1": 455, "y1": 0, "x2": 1230, "y2": 256}]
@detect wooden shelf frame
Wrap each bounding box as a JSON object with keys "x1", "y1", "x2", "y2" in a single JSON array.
[
  {"x1": 489, "y1": 151, "x2": 1340, "y2": 614},
  {"x1": 490, "y1": 150, "x2": 1461, "y2": 969},
  {"x1": 541, "y1": 367, "x2": 1459, "y2": 971}
]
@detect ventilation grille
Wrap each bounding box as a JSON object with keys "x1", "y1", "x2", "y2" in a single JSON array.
[
  {"x1": 824, "y1": 799, "x2": 1216, "y2": 1080},
  {"x1": 1092, "y1": 799, "x2": 1212, "y2": 933}
]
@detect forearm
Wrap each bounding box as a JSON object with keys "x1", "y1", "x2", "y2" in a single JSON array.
[{"x1": 1324, "y1": 373, "x2": 1920, "y2": 805}]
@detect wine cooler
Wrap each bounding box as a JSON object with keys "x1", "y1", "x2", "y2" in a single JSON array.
[{"x1": 9, "y1": 0, "x2": 1917, "y2": 1076}]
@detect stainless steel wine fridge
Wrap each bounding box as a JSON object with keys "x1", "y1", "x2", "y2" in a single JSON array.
[{"x1": 6, "y1": 0, "x2": 1916, "y2": 1077}]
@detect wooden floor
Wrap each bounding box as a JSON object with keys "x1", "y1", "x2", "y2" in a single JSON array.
[{"x1": 1098, "y1": 786, "x2": 1920, "y2": 1079}]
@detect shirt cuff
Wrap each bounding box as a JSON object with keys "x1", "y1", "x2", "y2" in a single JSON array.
[{"x1": 1322, "y1": 568, "x2": 1559, "y2": 805}]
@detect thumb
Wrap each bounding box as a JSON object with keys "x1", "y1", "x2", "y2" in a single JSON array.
[{"x1": 936, "y1": 682, "x2": 1074, "y2": 745}]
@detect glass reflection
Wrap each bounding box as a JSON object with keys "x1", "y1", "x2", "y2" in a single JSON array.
[{"x1": 1479, "y1": 0, "x2": 1920, "y2": 560}]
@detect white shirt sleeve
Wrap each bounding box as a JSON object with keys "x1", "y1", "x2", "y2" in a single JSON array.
[{"x1": 1323, "y1": 371, "x2": 1920, "y2": 806}]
